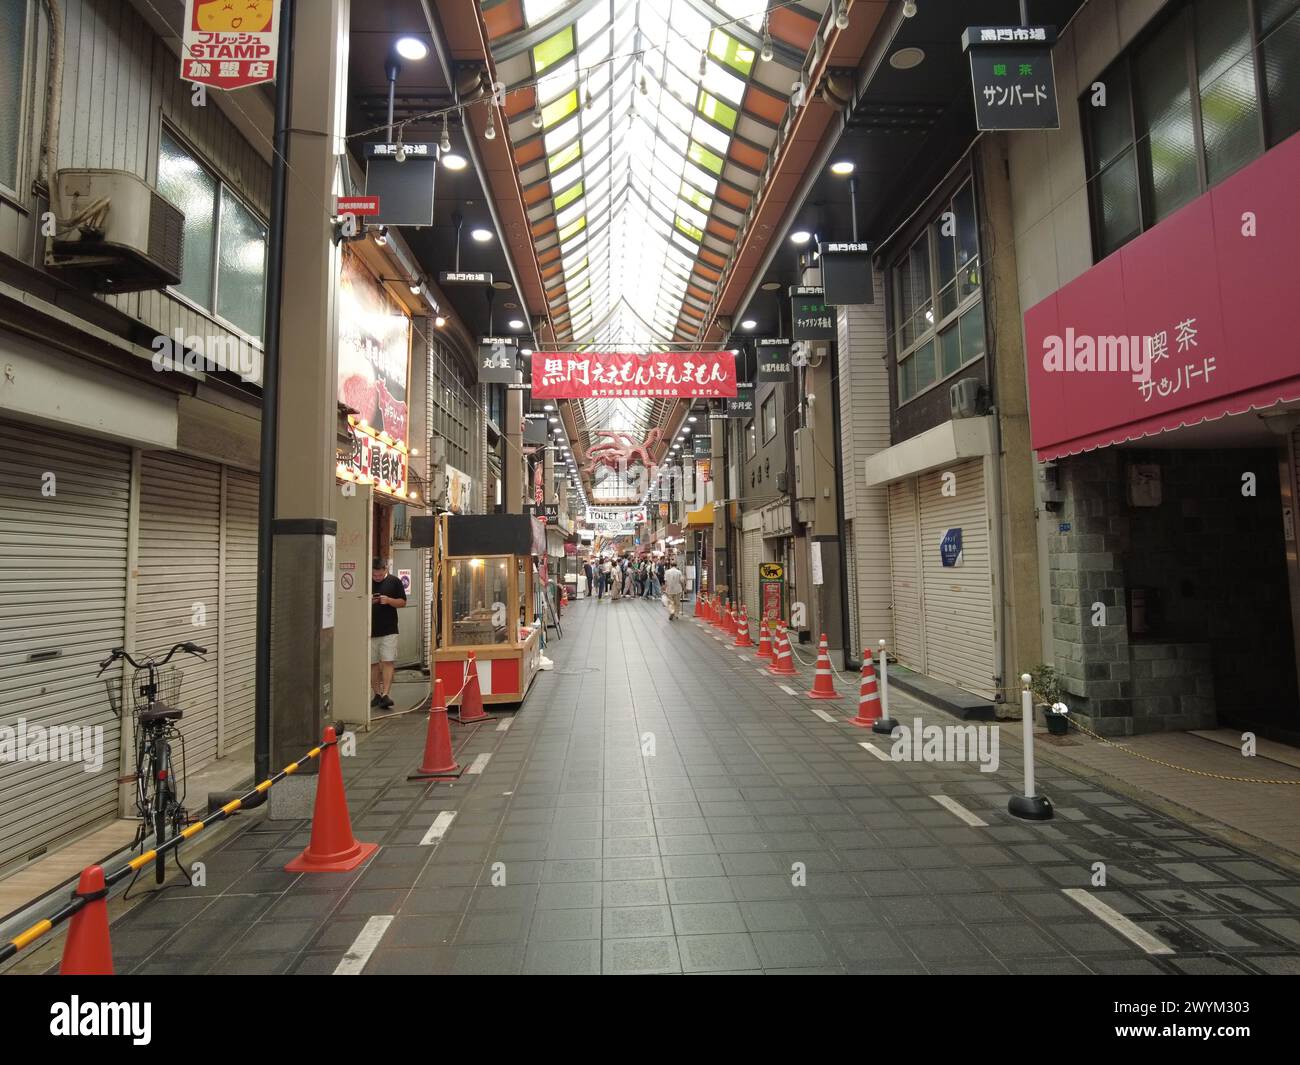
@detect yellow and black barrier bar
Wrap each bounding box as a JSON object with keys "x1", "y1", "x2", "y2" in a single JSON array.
[{"x1": 0, "y1": 734, "x2": 338, "y2": 964}]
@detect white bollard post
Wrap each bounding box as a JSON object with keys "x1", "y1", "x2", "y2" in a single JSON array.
[
  {"x1": 1008, "y1": 672, "x2": 1053, "y2": 820},
  {"x1": 871, "y1": 638, "x2": 898, "y2": 735}
]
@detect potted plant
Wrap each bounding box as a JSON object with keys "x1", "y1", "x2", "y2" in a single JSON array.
[{"x1": 1027, "y1": 664, "x2": 1069, "y2": 734}]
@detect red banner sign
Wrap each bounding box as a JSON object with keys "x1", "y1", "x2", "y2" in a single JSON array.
[
  {"x1": 531, "y1": 351, "x2": 738, "y2": 398},
  {"x1": 1024, "y1": 132, "x2": 1300, "y2": 460}
]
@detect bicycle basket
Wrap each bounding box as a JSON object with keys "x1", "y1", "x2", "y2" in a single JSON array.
[{"x1": 131, "y1": 666, "x2": 183, "y2": 714}]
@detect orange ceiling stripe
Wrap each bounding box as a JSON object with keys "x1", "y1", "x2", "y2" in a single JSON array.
[
  {"x1": 698, "y1": 248, "x2": 727, "y2": 270},
  {"x1": 482, "y1": 0, "x2": 524, "y2": 41},
  {"x1": 531, "y1": 216, "x2": 557, "y2": 238},
  {"x1": 728, "y1": 138, "x2": 767, "y2": 172},
  {"x1": 693, "y1": 264, "x2": 722, "y2": 284},
  {"x1": 743, "y1": 83, "x2": 788, "y2": 125},
  {"x1": 538, "y1": 245, "x2": 561, "y2": 265},
  {"x1": 514, "y1": 138, "x2": 546, "y2": 166},
  {"x1": 769, "y1": 7, "x2": 818, "y2": 51},
  {"x1": 716, "y1": 182, "x2": 751, "y2": 211},
  {"x1": 523, "y1": 181, "x2": 552, "y2": 206},
  {"x1": 506, "y1": 84, "x2": 537, "y2": 118},
  {"x1": 706, "y1": 217, "x2": 738, "y2": 242}
]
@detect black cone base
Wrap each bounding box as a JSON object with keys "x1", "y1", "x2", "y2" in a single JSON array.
[
  {"x1": 1008, "y1": 793, "x2": 1053, "y2": 820},
  {"x1": 871, "y1": 717, "x2": 898, "y2": 736}
]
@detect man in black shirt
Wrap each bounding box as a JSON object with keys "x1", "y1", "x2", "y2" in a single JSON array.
[{"x1": 371, "y1": 557, "x2": 406, "y2": 710}]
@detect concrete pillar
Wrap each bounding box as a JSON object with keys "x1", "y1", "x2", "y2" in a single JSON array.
[
  {"x1": 978, "y1": 134, "x2": 1044, "y2": 689},
  {"x1": 268, "y1": 0, "x2": 349, "y2": 815},
  {"x1": 504, "y1": 385, "x2": 525, "y2": 513}
]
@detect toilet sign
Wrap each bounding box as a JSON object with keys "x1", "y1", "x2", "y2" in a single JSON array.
[{"x1": 940, "y1": 528, "x2": 963, "y2": 567}]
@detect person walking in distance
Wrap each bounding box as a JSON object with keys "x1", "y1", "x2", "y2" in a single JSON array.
[
  {"x1": 371, "y1": 557, "x2": 407, "y2": 709},
  {"x1": 662, "y1": 557, "x2": 685, "y2": 621},
  {"x1": 583, "y1": 557, "x2": 594, "y2": 599},
  {"x1": 600, "y1": 557, "x2": 612, "y2": 598}
]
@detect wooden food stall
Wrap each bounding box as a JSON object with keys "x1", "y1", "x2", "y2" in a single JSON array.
[{"x1": 431, "y1": 513, "x2": 545, "y2": 707}]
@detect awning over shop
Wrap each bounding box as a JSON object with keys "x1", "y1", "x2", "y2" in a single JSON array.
[
  {"x1": 684, "y1": 504, "x2": 714, "y2": 528},
  {"x1": 1024, "y1": 132, "x2": 1300, "y2": 462}
]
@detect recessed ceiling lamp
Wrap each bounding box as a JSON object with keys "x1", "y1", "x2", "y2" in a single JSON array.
[
  {"x1": 434, "y1": 315, "x2": 446, "y2": 327},
  {"x1": 471, "y1": 228, "x2": 493, "y2": 242},
  {"x1": 760, "y1": 281, "x2": 781, "y2": 291},
  {"x1": 790, "y1": 230, "x2": 812, "y2": 245},
  {"x1": 543, "y1": 404, "x2": 554, "y2": 411},
  {"x1": 441, "y1": 151, "x2": 467, "y2": 171},
  {"x1": 890, "y1": 47, "x2": 925, "y2": 69},
  {"x1": 831, "y1": 160, "x2": 855, "y2": 175},
  {"x1": 688, "y1": 415, "x2": 697, "y2": 423},
  {"x1": 521, "y1": 347, "x2": 534, "y2": 356},
  {"x1": 508, "y1": 319, "x2": 525, "y2": 329},
  {"x1": 395, "y1": 37, "x2": 428, "y2": 61},
  {"x1": 741, "y1": 319, "x2": 757, "y2": 330}
]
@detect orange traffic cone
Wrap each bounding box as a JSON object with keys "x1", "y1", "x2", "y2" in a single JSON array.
[
  {"x1": 713, "y1": 598, "x2": 727, "y2": 630},
  {"x1": 849, "y1": 649, "x2": 882, "y2": 728},
  {"x1": 455, "y1": 652, "x2": 491, "y2": 724},
  {"x1": 767, "y1": 623, "x2": 798, "y2": 676},
  {"x1": 410, "y1": 679, "x2": 464, "y2": 779},
  {"x1": 734, "y1": 606, "x2": 753, "y2": 647},
  {"x1": 693, "y1": 594, "x2": 703, "y2": 619},
  {"x1": 808, "y1": 633, "x2": 839, "y2": 700},
  {"x1": 286, "y1": 726, "x2": 378, "y2": 873},
  {"x1": 755, "y1": 618, "x2": 774, "y2": 660},
  {"x1": 60, "y1": 865, "x2": 113, "y2": 975},
  {"x1": 724, "y1": 601, "x2": 737, "y2": 636}
]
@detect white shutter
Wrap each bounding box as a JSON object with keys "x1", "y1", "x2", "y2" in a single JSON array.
[
  {"x1": 137, "y1": 453, "x2": 222, "y2": 773},
  {"x1": 888, "y1": 479, "x2": 925, "y2": 671},
  {"x1": 918, "y1": 459, "x2": 996, "y2": 698},
  {"x1": 221, "y1": 468, "x2": 258, "y2": 753},
  {"x1": 741, "y1": 526, "x2": 762, "y2": 623},
  {"x1": 0, "y1": 427, "x2": 129, "y2": 869}
]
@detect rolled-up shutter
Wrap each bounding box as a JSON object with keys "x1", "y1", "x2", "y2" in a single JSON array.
[
  {"x1": 888, "y1": 478, "x2": 925, "y2": 671},
  {"x1": 137, "y1": 453, "x2": 222, "y2": 773},
  {"x1": 741, "y1": 526, "x2": 762, "y2": 623},
  {"x1": 918, "y1": 459, "x2": 996, "y2": 698},
  {"x1": 0, "y1": 427, "x2": 129, "y2": 869},
  {"x1": 221, "y1": 468, "x2": 258, "y2": 753}
]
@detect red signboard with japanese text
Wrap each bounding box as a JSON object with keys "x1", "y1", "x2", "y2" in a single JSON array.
[
  {"x1": 181, "y1": 0, "x2": 280, "y2": 91},
  {"x1": 1024, "y1": 132, "x2": 1300, "y2": 461},
  {"x1": 531, "y1": 351, "x2": 738, "y2": 399}
]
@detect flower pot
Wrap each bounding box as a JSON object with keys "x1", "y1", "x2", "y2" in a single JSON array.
[{"x1": 1045, "y1": 713, "x2": 1068, "y2": 736}]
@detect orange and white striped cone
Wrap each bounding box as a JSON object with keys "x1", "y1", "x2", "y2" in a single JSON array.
[
  {"x1": 755, "y1": 618, "x2": 774, "y2": 660},
  {"x1": 807, "y1": 633, "x2": 839, "y2": 699},
  {"x1": 849, "y1": 649, "x2": 882, "y2": 728},
  {"x1": 713, "y1": 598, "x2": 727, "y2": 630},
  {"x1": 734, "y1": 606, "x2": 753, "y2": 647},
  {"x1": 454, "y1": 652, "x2": 491, "y2": 724},
  {"x1": 694, "y1": 594, "x2": 703, "y2": 619},
  {"x1": 767, "y1": 623, "x2": 798, "y2": 676}
]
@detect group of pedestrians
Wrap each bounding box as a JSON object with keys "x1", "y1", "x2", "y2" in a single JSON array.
[{"x1": 580, "y1": 554, "x2": 686, "y2": 619}]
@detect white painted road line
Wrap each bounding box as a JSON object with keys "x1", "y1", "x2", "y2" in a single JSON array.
[
  {"x1": 466, "y1": 752, "x2": 492, "y2": 775},
  {"x1": 496, "y1": 718, "x2": 513, "y2": 732},
  {"x1": 420, "y1": 810, "x2": 457, "y2": 846},
  {"x1": 1062, "y1": 888, "x2": 1175, "y2": 955},
  {"x1": 778, "y1": 684, "x2": 799, "y2": 696},
  {"x1": 334, "y1": 914, "x2": 394, "y2": 975},
  {"x1": 859, "y1": 742, "x2": 891, "y2": 761},
  {"x1": 930, "y1": 794, "x2": 988, "y2": 827},
  {"x1": 757, "y1": 669, "x2": 769, "y2": 678},
  {"x1": 808, "y1": 705, "x2": 836, "y2": 723}
]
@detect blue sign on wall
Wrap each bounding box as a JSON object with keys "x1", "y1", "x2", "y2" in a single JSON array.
[{"x1": 940, "y1": 528, "x2": 963, "y2": 568}]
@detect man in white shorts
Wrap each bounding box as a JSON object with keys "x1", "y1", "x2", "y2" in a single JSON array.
[{"x1": 371, "y1": 557, "x2": 406, "y2": 710}]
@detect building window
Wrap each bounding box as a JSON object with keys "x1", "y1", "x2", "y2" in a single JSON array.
[
  {"x1": 157, "y1": 129, "x2": 268, "y2": 339},
  {"x1": 745, "y1": 418, "x2": 756, "y2": 459},
  {"x1": 888, "y1": 177, "x2": 984, "y2": 407},
  {"x1": 1083, "y1": 0, "x2": 1298, "y2": 260},
  {"x1": 761, "y1": 392, "x2": 777, "y2": 445},
  {"x1": 1, "y1": 0, "x2": 31, "y2": 197}
]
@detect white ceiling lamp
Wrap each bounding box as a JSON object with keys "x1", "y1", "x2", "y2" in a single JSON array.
[
  {"x1": 741, "y1": 319, "x2": 757, "y2": 330},
  {"x1": 484, "y1": 106, "x2": 497, "y2": 141},
  {"x1": 790, "y1": 230, "x2": 811, "y2": 245},
  {"x1": 521, "y1": 347, "x2": 534, "y2": 356},
  {"x1": 395, "y1": 36, "x2": 428, "y2": 61},
  {"x1": 409, "y1": 278, "x2": 422, "y2": 295},
  {"x1": 472, "y1": 228, "x2": 494, "y2": 242},
  {"x1": 509, "y1": 319, "x2": 525, "y2": 329},
  {"x1": 889, "y1": 46, "x2": 925, "y2": 69},
  {"x1": 439, "y1": 114, "x2": 451, "y2": 154},
  {"x1": 903, "y1": 0, "x2": 918, "y2": 16},
  {"x1": 688, "y1": 415, "x2": 697, "y2": 423},
  {"x1": 835, "y1": 1, "x2": 850, "y2": 31},
  {"x1": 831, "y1": 160, "x2": 855, "y2": 175},
  {"x1": 442, "y1": 151, "x2": 468, "y2": 171},
  {"x1": 760, "y1": 16, "x2": 774, "y2": 63},
  {"x1": 543, "y1": 404, "x2": 554, "y2": 411},
  {"x1": 434, "y1": 315, "x2": 446, "y2": 327}
]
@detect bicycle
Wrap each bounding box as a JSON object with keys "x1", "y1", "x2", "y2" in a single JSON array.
[{"x1": 99, "y1": 641, "x2": 207, "y2": 888}]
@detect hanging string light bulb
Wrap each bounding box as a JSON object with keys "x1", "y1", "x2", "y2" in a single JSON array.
[
  {"x1": 760, "y1": 16, "x2": 774, "y2": 63},
  {"x1": 698, "y1": 48, "x2": 708, "y2": 78},
  {"x1": 485, "y1": 105, "x2": 497, "y2": 140},
  {"x1": 583, "y1": 72, "x2": 593, "y2": 112},
  {"x1": 439, "y1": 113, "x2": 451, "y2": 153},
  {"x1": 532, "y1": 101, "x2": 544, "y2": 129},
  {"x1": 835, "y1": 1, "x2": 850, "y2": 30}
]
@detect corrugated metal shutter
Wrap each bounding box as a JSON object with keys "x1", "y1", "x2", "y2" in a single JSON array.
[
  {"x1": 844, "y1": 521, "x2": 859, "y2": 655},
  {"x1": 741, "y1": 526, "x2": 762, "y2": 623},
  {"x1": 221, "y1": 468, "x2": 258, "y2": 753},
  {"x1": 137, "y1": 453, "x2": 222, "y2": 773},
  {"x1": 0, "y1": 427, "x2": 129, "y2": 869},
  {"x1": 918, "y1": 459, "x2": 996, "y2": 697},
  {"x1": 888, "y1": 479, "x2": 925, "y2": 671}
]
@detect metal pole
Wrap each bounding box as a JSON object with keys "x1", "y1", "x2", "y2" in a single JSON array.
[
  {"x1": 848, "y1": 176, "x2": 859, "y2": 241},
  {"x1": 872, "y1": 637, "x2": 897, "y2": 734},
  {"x1": 254, "y1": 0, "x2": 295, "y2": 785},
  {"x1": 1008, "y1": 671, "x2": 1053, "y2": 819},
  {"x1": 1020, "y1": 0, "x2": 1030, "y2": 26}
]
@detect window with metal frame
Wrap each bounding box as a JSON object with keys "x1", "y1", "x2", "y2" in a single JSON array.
[
  {"x1": 157, "y1": 129, "x2": 268, "y2": 339},
  {"x1": 887, "y1": 178, "x2": 985, "y2": 407},
  {"x1": 0, "y1": 0, "x2": 31, "y2": 198},
  {"x1": 1082, "y1": 0, "x2": 1298, "y2": 261},
  {"x1": 745, "y1": 418, "x2": 756, "y2": 459},
  {"x1": 761, "y1": 391, "x2": 777, "y2": 445}
]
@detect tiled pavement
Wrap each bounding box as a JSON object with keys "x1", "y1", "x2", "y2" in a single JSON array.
[{"x1": 60, "y1": 597, "x2": 1300, "y2": 975}]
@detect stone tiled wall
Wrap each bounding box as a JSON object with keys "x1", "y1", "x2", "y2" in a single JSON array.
[{"x1": 1049, "y1": 446, "x2": 1296, "y2": 735}]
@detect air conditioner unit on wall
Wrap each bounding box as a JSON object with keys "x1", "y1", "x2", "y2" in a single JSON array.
[
  {"x1": 949, "y1": 377, "x2": 982, "y2": 419},
  {"x1": 46, "y1": 169, "x2": 184, "y2": 293}
]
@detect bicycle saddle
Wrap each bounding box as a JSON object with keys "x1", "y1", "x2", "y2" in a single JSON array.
[{"x1": 139, "y1": 703, "x2": 183, "y2": 724}]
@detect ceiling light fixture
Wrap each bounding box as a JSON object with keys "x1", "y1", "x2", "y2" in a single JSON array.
[
  {"x1": 532, "y1": 105, "x2": 544, "y2": 129},
  {"x1": 374, "y1": 226, "x2": 388, "y2": 246},
  {"x1": 835, "y1": 1, "x2": 850, "y2": 30},
  {"x1": 741, "y1": 319, "x2": 757, "y2": 330},
  {"x1": 439, "y1": 114, "x2": 451, "y2": 154},
  {"x1": 698, "y1": 49, "x2": 708, "y2": 78},
  {"x1": 441, "y1": 151, "x2": 467, "y2": 171},
  {"x1": 831, "y1": 160, "x2": 855, "y2": 175},
  {"x1": 508, "y1": 318, "x2": 525, "y2": 329},
  {"x1": 760, "y1": 17, "x2": 774, "y2": 62},
  {"x1": 903, "y1": 0, "x2": 918, "y2": 16},
  {"x1": 889, "y1": 46, "x2": 925, "y2": 69},
  {"x1": 395, "y1": 37, "x2": 428, "y2": 61},
  {"x1": 434, "y1": 315, "x2": 446, "y2": 327},
  {"x1": 485, "y1": 107, "x2": 497, "y2": 141},
  {"x1": 790, "y1": 230, "x2": 811, "y2": 245},
  {"x1": 471, "y1": 228, "x2": 493, "y2": 242},
  {"x1": 409, "y1": 279, "x2": 422, "y2": 295}
]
